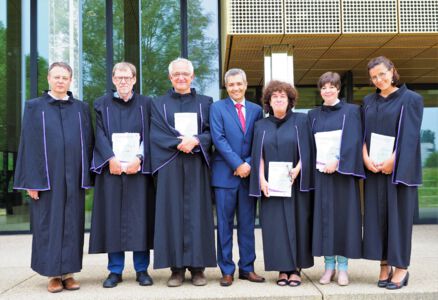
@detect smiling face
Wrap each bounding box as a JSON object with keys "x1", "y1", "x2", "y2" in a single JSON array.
[
  {"x1": 320, "y1": 82, "x2": 340, "y2": 105},
  {"x1": 169, "y1": 61, "x2": 194, "y2": 94},
  {"x1": 225, "y1": 74, "x2": 247, "y2": 102},
  {"x1": 369, "y1": 63, "x2": 394, "y2": 95},
  {"x1": 47, "y1": 66, "x2": 72, "y2": 98},
  {"x1": 270, "y1": 90, "x2": 289, "y2": 117}
]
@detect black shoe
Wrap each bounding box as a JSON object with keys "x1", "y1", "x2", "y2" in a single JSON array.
[
  {"x1": 386, "y1": 271, "x2": 409, "y2": 290},
  {"x1": 103, "y1": 273, "x2": 122, "y2": 288},
  {"x1": 136, "y1": 271, "x2": 153, "y2": 286},
  {"x1": 377, "y1": 265, "x2": 393, "y2": 288}
]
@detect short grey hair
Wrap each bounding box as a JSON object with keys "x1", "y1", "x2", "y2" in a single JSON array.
[
  {"x1": 224, "y1": 68, "x2": 247, "y2": 85},
  {"x1": 168, "y1": 58, "x2": 194, "y2": 75},
  {"x1": 112, "y1": 62, "x2": 136, "y2": 77}
]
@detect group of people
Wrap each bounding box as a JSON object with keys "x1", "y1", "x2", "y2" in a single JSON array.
[{"x1": 13, "y1": 55, "x2": 423, "y2": 293}]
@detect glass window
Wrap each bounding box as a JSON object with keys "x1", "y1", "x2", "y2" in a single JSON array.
[
  {"x1": 141, "y1": 0, "x2": 181, "y2": 96},
  {"x1": 188, "y1": 0, "x2": 219, "y2": 100}
]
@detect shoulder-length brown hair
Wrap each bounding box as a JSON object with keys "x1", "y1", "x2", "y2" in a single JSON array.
[{"x1": 261, "y1": 80, "x2": 298, "y2": 114}]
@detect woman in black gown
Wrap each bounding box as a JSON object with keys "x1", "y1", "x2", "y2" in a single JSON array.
[
  {"x1": 309, "y1": 72, "x2": 364, "y2": 286},
  {"x1": 249, "y1": 80, "x2": 314, "y2": 287},
  {"x1": 362, "y1": 56, "x2": 423, "y2": 290}
]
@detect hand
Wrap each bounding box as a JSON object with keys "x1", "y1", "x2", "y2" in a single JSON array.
[
  {"x1": 125, "y1": 157, "x2": 141, "y2": 174},
  {"x1": 27, "y1": 190, "x2": 39, "y2": 200},
  {"x1": 234, "y1": 162, "x2": 251, "y2": 178},
  {"x1": 363, "y1": 144, "x2": 379, "y2": 173},
  {"x1": 109, "y1": 157, "x2": 122, "y2": 175},
  {"x1": 323, "y1": 160, "x2": 338, "y2": 174},
  {"x1": 289, "y1": 166, "x2": 301, "y2": 185},
  {"x1": 177, "y1": 136, "x2": 199, "y2": 154},
  {"x1": 379, "y1": 153, "x2": 395, "y2": 175},
  {"x1": 260, "y1": 178, "x2": 270, "y2": 198}
]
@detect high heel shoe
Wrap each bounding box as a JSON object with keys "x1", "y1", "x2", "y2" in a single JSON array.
[
  {"x1": 386, "y1": 271, "x2": 409, "y2": 290},
  {"x1": 377, "y1": 264, "x2": 393, "y2": 288},
  {"x1": 319, "y1": 269, "x2": 335, "y2": 285}
]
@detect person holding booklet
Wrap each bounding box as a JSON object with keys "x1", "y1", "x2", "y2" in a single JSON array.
[
  {"x1": 362, "y1": 56, "x2": 424, "y2": 290},
  {"x1": 89, "y1": 62, "x2": 155, "y2": 288},
  {"x1": 150, "y1": 58, "x2": 216, "y2": 287},
  {"x1": 249, "y1": 80, "x2": 314, "y2": 287},
  {"x1": 308, "y1": 72, "x2": 365, "y2": 286}
]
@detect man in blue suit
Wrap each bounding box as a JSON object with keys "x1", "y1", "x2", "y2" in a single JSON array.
[{"x1": 210, "y1": 68, "x2": 264, "y2": 286}]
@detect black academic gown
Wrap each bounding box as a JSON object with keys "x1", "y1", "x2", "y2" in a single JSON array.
[
  {"x1": 362, "y1": 84, "x2": 423, "y2": 268},
  {"x1": 308, "y1": 101, "x2": 364, "y2": 259},
  {"x1": 249, "y1": 111, "x2": 314, "y2": 271},
  {"x1": 150, "y1": 88, "x2": 216, "y2": 269},
  {"x1": 14, "y1": 92, "x2": 93, "y2": 277},
  {"x1": 89, "y1": 92, "x2": 155, "y2": 253}
]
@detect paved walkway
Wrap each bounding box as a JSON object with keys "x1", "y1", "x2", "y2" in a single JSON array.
[{"x1": 0, "y1": 225, "x2": 437, "y2": 299}]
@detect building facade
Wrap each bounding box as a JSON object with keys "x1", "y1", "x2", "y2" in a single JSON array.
[{"x1": 0, "y1": 0, "x2": 437, "y2": 232}]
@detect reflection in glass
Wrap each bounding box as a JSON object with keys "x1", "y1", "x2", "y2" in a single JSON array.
[{"x1": 141, "y1": 0, "x2": 181, "y2": 96}]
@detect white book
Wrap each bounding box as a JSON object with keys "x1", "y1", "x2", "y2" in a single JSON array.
[
  {"x1": 112, "y1": 132, "x2": 140, "y2": 172},
  {"x1": 314, "y1": 129, "x2": 342, "y2": 172},
  {"x1": 369, "y1": 133, "x2": 395, "y2": 164},
  {"x1": 268, "y1": 161, "x2": 293, "y2": 197},
  {"x1": 174, "y1": 112, "x2": 198, "y2": 136}
]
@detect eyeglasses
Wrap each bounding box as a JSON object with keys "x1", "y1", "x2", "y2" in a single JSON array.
[
  {"x1": 171, "y1": 72, "x2": 192, "y2": 78},
  {"x1": 371, "y1": 71, "x2": 388, "y2": 82},
  {"x1": 114, "y1": 76, "x2": 133, "y2": 83}
]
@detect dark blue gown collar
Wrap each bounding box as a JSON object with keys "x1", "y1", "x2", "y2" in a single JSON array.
[
  {"x1": 44, "y1": 90, "x2": 74, "y2": 104},
  {"x1": 168, "y1": 87, "x2": 197, "y2": 98},
  {"x1": 112, "y1": 89, "x2": 136, "y2": 105},
  {"x1": 321, "y1": 100, "x2": 343, "y2": 112},
  {"x1": 376, "y1": 84, "x2": 407, "y2": 101}
]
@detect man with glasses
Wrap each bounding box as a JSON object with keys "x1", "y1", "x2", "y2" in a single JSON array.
[
  {"x1": 150, "y1": 58, "x2": 216, "y2": 287},
  {"x1": 14, "y1": 62, "x2": 94, "y2": 293},
  {"x1": 89, "y1": 62, "x2": 155, "y2": 288}
]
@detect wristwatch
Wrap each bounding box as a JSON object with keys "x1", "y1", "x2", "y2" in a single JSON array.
[{"x1": 136, "y1": 154, "x2": 144, "y2": 162}]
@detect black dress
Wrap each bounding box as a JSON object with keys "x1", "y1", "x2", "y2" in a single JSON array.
[
  {"x1": 150, "y1": 88, "x2": 216, "y2": 269},
  {"x1": 362, "y1": 84, "x2": 423, "y2": 268},
  {"x1": 249, "y1": 111, "x2": 314, "y2": 271},
  {"x1": 14, "y1": 92, "x2": 94, "y2": 276},
  {"x1": 89, "y1": 92, "x2": 155, "y2": 254},
  {"x1": 308, "y1": 101, "x2": 364, "y2": 258}
]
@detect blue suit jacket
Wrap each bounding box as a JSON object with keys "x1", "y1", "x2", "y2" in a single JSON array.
[{"x1": 210, "y1": 97, "x2": 263, "y2": 188}]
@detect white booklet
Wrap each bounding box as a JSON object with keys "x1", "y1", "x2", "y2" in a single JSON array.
[
  {"x1": 174, "y1": 112, "x2": 198, "y2": 136},
  {"x1": 112, "y1": 132, "x2": 140, "y2": 172},
  {"x1": 314, "y1": 129, "x2": 342, "y2": 172},
  {"x1": 369, "y1": 133, "x2": 395, "y2": 164},
  {"x1": 268, "y1": 161, "x2": 293, "y2": 197}
]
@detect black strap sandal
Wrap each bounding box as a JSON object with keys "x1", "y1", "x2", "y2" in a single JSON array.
[
  {"x1": 276, "y1": 272, "x2": 290, "y2": 286},
  {"x1": 288, "y1": 269, "x2": 302, "y2": 287},
  {"x1": 377, "y1": 263, "x2": 393, "y2": 288}
]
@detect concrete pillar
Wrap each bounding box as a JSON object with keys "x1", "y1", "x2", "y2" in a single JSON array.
[
  {"x1": 48, "y1": 0, "x2": 82, "y2": 98},
  {"x1": 264, "y1": 45, "x2": 294, "y2": 86}
]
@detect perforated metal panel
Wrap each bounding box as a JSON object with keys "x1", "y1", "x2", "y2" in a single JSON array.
[
  {"x1": 229, "y1": 0, "x2": 284, "y2": 34},
  {"x1": 285, "y1": 0, "x2": 340, "y2": 34},
  {"x1": 399, "y1": 0, "x2": 438, "y2": 33},
  {"x1": 342, "y1": 0, "x2": 397, "y2": 33}
]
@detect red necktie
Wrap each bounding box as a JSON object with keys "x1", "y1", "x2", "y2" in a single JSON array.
[{"x1": 235, "y1": 103, "x2": 246, "y2": 132}]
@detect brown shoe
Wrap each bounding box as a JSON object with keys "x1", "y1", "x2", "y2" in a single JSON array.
[
  {"x1": 191, "y1": 270, "x2": 207, "y2": 286},
  {"x1": 167, "y1": 271, "x2": 185, "y2": 287},
  {"x1": 62, "y1": 277, "x2": 80, "y2": 290},
  {"x1": 239, "y1": 271, "x2": 265, "y2": 283},
  {"x1": 220, "y1": 274, "x2": 233, "y2": 287},
  {"x1": 47, "y1": 278, "x2": 63, "y2": 293}
]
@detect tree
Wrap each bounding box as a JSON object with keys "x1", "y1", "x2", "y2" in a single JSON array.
[{"x1": 421, "y1": 129, "x2": 436, "y2": 149}]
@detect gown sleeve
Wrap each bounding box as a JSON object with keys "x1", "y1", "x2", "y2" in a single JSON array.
[
  {"x1": 392, "y1": 92, "x2": 424, "y2": 185},
  {"x1": 80, "y1": 102, "x2": 95, "y2": 187},
  {"x1": 194, "y1": 97, "x2": 213, "y2": 167},
  {"x1": 249, "y1": 121, "x2": 264, "y2": 197},
  {"x1": 13, "y1": 101, "x2": 51, "y2": 191},
  {"x1": 140, "y1": 97, "x2": 152, "y2": 174},
  {"x1": 337, "y1": 105, "x2": 366, "y2": 178},
  {"x1": 90, "y1": 99, "x2": 115, "y2": 174},
  {"x1": 296, "y1": 114, "x2": 315, "y2": 192}
]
